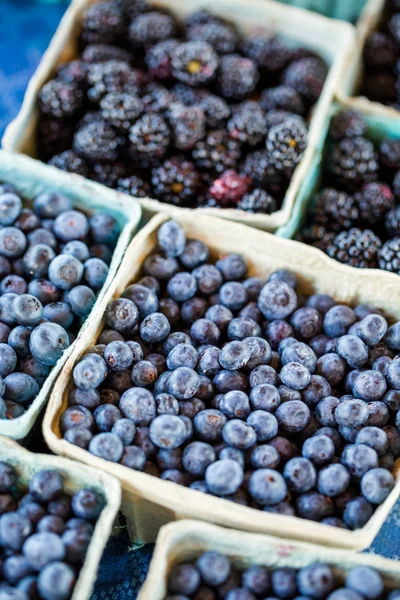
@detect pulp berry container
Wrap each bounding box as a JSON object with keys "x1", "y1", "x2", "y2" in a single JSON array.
[
  {"x1": 275, "y1": 0, "x2": 367, "y2": 23},
  {"x1": 0, "y1": 149, "x2": 141, "y2": 441},
  {"x1": 1, "y1": 0, "x2": 356, "y2": 232},
  {"x1": 0, "y1": 434, "x2": 121, "y2": 600},
  {"x1": 139, "y1": 519, "x2": 400, "y2": 600},
  {"x1": 276, "y1": 103, "x2": 400, "y2": 240},
  {"x1": 43, "y1": 211, "x2": 400, "y2": 551}
]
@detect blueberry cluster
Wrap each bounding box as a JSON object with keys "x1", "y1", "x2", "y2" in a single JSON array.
[
  {"x1": 166, "y1": 553, "x2": 398, "y2": 600},
  {"x1": 298, "y1": 109, "x2": 400, "y2": 274},
  {"x1": 0, "y1": 462, "x2": 104, "y2": 600},
  {"x1": 362, "y1": 0, "x2": 400, "y2": 109},
  {"x1": 36, "y1": 0, "x2": 328, "y2": 213},
  {"x1": 59, "y1": 219, "x2": 400, "y2": 530},
  {"x1": 0, "y1": 182, "x2": 120, "y2": 418}
]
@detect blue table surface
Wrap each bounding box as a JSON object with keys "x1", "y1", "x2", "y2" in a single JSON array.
[{"x1": 0, "y1": 1, "x2": 399, "y2": 598}]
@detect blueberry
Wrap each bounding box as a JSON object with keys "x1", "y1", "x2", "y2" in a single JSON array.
[
  {"x1": 0, "y1": 344, "x2": 17, "y2": 378},
  {"x1": 22, "y1": 532, "x2": 65, "y2": 570},
  {"x1": 343, "y1": 496, "x2": 373, "y2": 529},
  {"x1": 0, "y1": 293, "x2": 18, "y2": 326},
  {"x1": 291, "y1": 307, "x2": 322, "y2": 339},
  {"x1": 251, "y1": 445, "x2": 280, "y2": 469},
  {"x1": 205, "y1": 459, "x2": 244, "y2": 496},
  {"x1": 68, "y1": 285, "x2": 96, "y2": 317},
  {"x1": 190, "y1": 318, "x2": 220, "y2": 346},
  {"x1": 198, "y1": 346, "x2": 221, "y2": 377},
  {"x1": 120, "y1": 446, "x2": 147, "y2": 471},
  {"x1": 2, "y1": 554, "x2": 33, "y2": 585},
  {"x1": 122, "y1": 284, "x2": 158, "y2": 318},
  {"x1": 167, "y1": 343, "x2": 199, "y2": 371},
  {"x1": 149, "y1": 414, "x2": 187, "y2": 449},
  {"x1": 317, "y1": 464, "x2": 350, "y2": 496},
  {"x1": 342, "y1": 444, "x2": 379, "y2": 479},
  {"x1": 64, "y1": 427, "x2": 93, "y2": 449},
  {"x1": 37, "y1": 561, "x2": 75, "y2": 600},
  {"x1": 53, "y1": 209, "x2": 89, "y2": 242},
  {"x1": 168, "y1": 367, "x2": 200, "y2": 400},
  {"x1": 361, "y1": 468, "x2": 395, "y2": 503},
  {"x1": 28, "y1": 227, "x2": 57, "y2": 248},
  {"x1": 324, "y1": 305, "x2": 356, "y2": 338},
  {"x1": 0, "y1": 193, "x2": 22, "y2": 225},
  {"x1": 180, "y1": 239, "x2": 209, "y2": 269},
  {"x1": 4, "y1": 373, "x2": 39, "y2": 406},
  {"x1": 356, "y1": 427, "x2": 389, "y2": 456},
  {"x1": 62, "y1": 528, "x2": 91, "y2": 562},
  {"x1": 357, "y1": 314, "x2": 387, "y2": 346},
  {"x1": 335, "y1": 399, "x2": 368, "y2": 428},
  {"x1": 23, "y1": 244, "x2": 56, "y2": 278},
  {"x1": 248, "y1": 468, "x2": 287, "y2": 506},
  {"x1": 302, "y1": 435, "x2": 335, "y2": 466},
  {"x1": 275, "y1": 400, "x2": 310, "y2": 433},
  {"x1": 43, "y1": 302, "x2": 74, "y2": 329},
  {"x1": 239, "y1": 301, "x2": 261, "y2": 322},
  {"x1": 156, "y1": 393, "x2": 179, "y2": 415},
  {"x1": 280, "y1": 362, "x2": 311, "y2": 391},
  {"x1": 194, "y1": 409, "x2": 227, "y2": 441},
  {"x1": 161, "y1": 469, "x2": 190, "y2": 486},
  {"x1": 94, "y1": 404, "x2": 121, "y2": 432},
  {"x1": 141, "y1": 312, "x2": 171, "y2": 343},
  {"x1": 297, "y1": 564, "x2": 334, "y2": 599},
  {"x1": 242, "y1": 566, "x2": 269, "y2": 596},
  {"x1": 62, "y1": 240, "x2": 90, "y2": 262},
  {"x1": 346, "y1": 567, "x2": 383, "y2": 600},
  {"x1": 227, "y1": 317, "x2": 261, "y2": 341},
  {"x1": 196, "y1": 551, "x2": 231, "y2": 587},
  {"x1": 119, "y1": 388, "x2": 156, "y2": 425},
  {"x1": 73, "y1": 354, "x2": 107, "y2": 389},
  {"x1": 156, "y1": 447, "x2": 183, "y2": 471},
  {"x1": 246, "y1": 410, "x2": 278, "y2": 441},
  {"x1": 314, "y1": 397, "x2": 339, "y2": 427},
  {"x1": 7, "y1": 327, "x2": 30, "y2": 358},
  {"x1": 219, "y1": 447, "x2": 245, "y2": 468},
  {"x1": 89, "y1": 432, "x2": 124, "y2": 462},
  {"x1": 219, "y1": 281, "x2": 248, "y2": 311},
  {"x1": 33, "y1": 191, "x2": 72, "y2": 217},
  {"x1": 222, "y1": 419, "x2": 256, "y2": 450},
  {"x1": 296, "y1": 492, "x2": 334, "y2": 521},
  {"x1": 281, "y1": 342, "x2": 317, "y2": 373},
  {"x1": 249, "y1": 384, "x2": 280, "y2": 412},
  {"x1": 48, "y1": 254, "x2": 84, "y2": 290},
  {"x1": 69, "y1": 387, "x2": 101, "y2": 411},
  {"x1": 328, "y1": 590, "x2": 364, "y2": 600},
  {"x1": 352, "y1": 370, "x2": 387, "y2": 402},
  {"x1": 29, "y1": 470, "x2": 63, "y2": 502},
  {"x1": 220, "y1": 390, "x2": 250, "y2": 419},
  {"x1": 258, "y1": 280, "x2": 297, "y2": 320},
  {"x1": 0, "y1": 462, "x2": 16, "y2": 492},
  {"x1": 249, "y1": 365, "x2": 278, "y2": 388},
  {"x1": 105, "y1": 298, "x2": 139, "y2": 334},
  {"x1": 167, "y1": 272, "x2": 197, "y2": 303},
  {"x1": 336, "y1": 335, "x2": 368, "y2": 369},
  {"x1": 192, "y1": 264, "x2": 223, "y2": 296},
  {"x1": 303, "y1": 375, "x2": 331, "y2": 407},
  {"x1": 0, "y1": 512, "x2": 32, "y2": 550},
  {"x1": 83, "y1": 257, "x2": 109, "y2": 290},
  {"x1": 283, "y1": 457, "x2": 316, "y2": 493},
  {"x1": 0, "y1": 227, "x2": 27, "y2": 258},
  {"x1": 219, "y1": 341, "x2": 251, "y2": 371},
  {"x1": 168, "y1": 563, "x2": 200, "y2": 596},
  {"x1": 271, "y1": 568, "x2": 297, "y2": 599},
  {"x1": 205, "y1": 304, "x2": 233, "y2": 332},
  {"x1": 385, "y1": 322, "x2": 400, "y2": 351}
]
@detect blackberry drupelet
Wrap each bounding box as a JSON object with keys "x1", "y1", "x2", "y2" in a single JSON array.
[
  {"x1": 329, "y1": 109, "x2": 367, "y2": 141},
  {"x1": 385, "y1": 205, "x2": 400, "y2": 237},
  {"x1": 186, "y1": 22, "x2": 238, "y2": 55},
  {"x1": 198, "y1": 93, "x2": 230, "y2": 128},
  {"x1": 266, "y1": 119, "x2": 308, "y2": 171},
  {"x1": 314, "y1": 188, "x2": 359, "y2": 230},
  {"x1": 355, "y1": 182, "x2": 394, "y2": 224},
  {"x1": 168, "y1": 104, "x2": 205, "y2": 151},
  {"x1": 100, "y1": 92, "x2": 143, "y2": 131},
  {"x1": 241, "y1": 35, "x2": 292, "y2": 72},
  {"x1": 363, "y1": 32, "x2": 398, "y2": 69},
  {"x1": 73, "y1": 121, "x2": 123, "y2": 163},
  {"x1": 327, "y1": 228, "x2": 382, "y2": 269},
  {"x1": 152, "y1": 157, "x2": 202, "y2": 206},
  {"x1": 129, "y1": 113, "x2": 170, "y2": 159},
  {"x1": 48, "y1": 150, "x2": 89, "y2": 178},
  {"x1": 91, "y1": 162, "x2": 128, "y2": 188},
  {"x1": 87, "y1": 60, "x2": 142, "y2": 104},
  {"x1": 237, "y1": 189, "x2": 277, "y2": 214},
  {"x1": 80, "y1": 1, "x2": 125, "y2": 46},
  {"x1": 208, "y1": 169, "x2": 251, "y2": 206},
  {"x1": 260, "y1": 85, "x2": 305, "y2": 115},
  {"x1": 145, "y1": 39, "x2": 180, "y2": 80},
  {"x1": 328, "y1": 137, "x2": 379, "y2": 191},
  {"x1": 218, "y1": 54, "x2": 259, "y2": 100},
  {"x1": 128, "y1": 11, "x2": 177, "y2": 47},
  {"x1": 38, "y1": 80, "x2": 85, "y2": 120},
  {"x1": 297, "y1": 225, "x2": 336, "y2": 252},
  {"x1": 82, "y1": 44, "x2": 134, "y2": 64},
  {"x1": 57, "y1": 60, "x2": 89, "y2": 89},
  {"x1": 227, "y1": 102, "x2": 268, "y2": 146},
  {"x1": 283, "y1": 57, "x2": 328, "y2": 103},
  {"x1": 379, "y1": 238, "x2": 400, "y2": 274},
  {"x1": 171, "y1": 41, "x2": 219, "y2": 86},
  {"x1": 192, "y1": 130, "x2": 241, "y2": 174},
  {"x1": 116, "y1": 175, "x2": 152, "y2": 198}
]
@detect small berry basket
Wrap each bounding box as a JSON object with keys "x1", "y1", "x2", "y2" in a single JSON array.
[
  {"x1": 1, "y1": 0, "x2": 355, "y2": 232},
  {"x1": 139, "y1": 519, "x2": 400, "y2": 600},
  {"x1": 274, "y1": 0, "x2": 367, "y2": 22},
  {"x1": 43, "y1": 211, "x2": 400, "y2": 551},
  {"x1": 0, "y1": 434, "x2": 121, "y2": 600},
  {"x1": 0, "y1": 149, "x2": 141, "y2": 442}
]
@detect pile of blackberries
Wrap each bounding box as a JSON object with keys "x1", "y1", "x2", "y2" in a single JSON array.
[
  {"x1": 36, "y1": 0, "x2": 328, "y2": 213},
  {"x1": 60, "y1": 219, "x2": 400, "y2": 530},
  {"x1": 0, "y1": 182, "x2": 120, "y2": 418},
  {"x1": 298, "y1": 109, "x2": 400, "y2": 274},
  {"x1": 0, "y1": 461, "x2": 104, "y2": 600},
  {"x1": 166, "y1": 553, "x2": 398, "y2": 600}
]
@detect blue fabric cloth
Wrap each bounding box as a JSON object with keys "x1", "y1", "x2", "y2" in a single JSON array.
[{"x1": 1, "y1": 2, "x2": 400, "y2": 599}]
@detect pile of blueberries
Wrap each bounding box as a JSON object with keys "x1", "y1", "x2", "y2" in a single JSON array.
[
  {"x1": 60, "y1": 219, "x2": 400, "y2": 530},
  {"x1": 0, "y1": 183, "x2": 120, "y2": 418},
  {"x1": 165, "y1": 553, "x2": 399, "y2": 600},
  {"x1": 0, "y1": 461, "x2": 104, "y2": 600}
]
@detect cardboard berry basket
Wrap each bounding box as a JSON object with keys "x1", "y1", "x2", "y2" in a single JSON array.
[
  {"x1": 0, "y1": 149, "x2": 141, "y2": 442},
  {"x1": 0, "y1": 434, "x2": 121, "y2": 600},
  {"x1": 139, "y1": 519, "x2": 400, "y2": 600},
  {"x1": 274, "y1": 0, "x2": 366, "y2": 23},
  {"x1": 1, "y1": 0, "x2": 355, "y2": 232},
  {"x1": 44, "y1": 211, "x2": 400, "y2": 551}
]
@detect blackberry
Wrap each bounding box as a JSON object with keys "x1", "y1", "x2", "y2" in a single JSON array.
[
  {"x1": 297, "y1": 225, "x2": 336, "y2": 252},
  {"x1": 91, "y1": 162, "x2": 128, "y2": 188},
  {"x1": 152, "y1": 157, "x2": 201, "y2": 206},
  {"x1": 380, "y1": 139, "x2": 400, "y2": 170},
  {"x1": 329, "y1": 109, "x2": 367, "y2": 141},
  {"x1": 328, "y1": 137, "x2": 379, "y2": 191},
  {"x1": 208, "y1": 169, "x2": 251, "y2": 206},
  {"x1": 266, "y1": 119, "x2": 308, "y2": 171},
  {"x1": 327, "y1": 228, "x2": 382, "y2": 269},
  {"x1": 82, "y1": 44, "x2": 134, "y2": 64},
  {"x1": 171, "y1": 41, "x2": 219, "y2": 86},
  {"x1": 241, "y1": 149, "x2": 283, "y2": 191},
  {"x1": 385, "y1": 205, "x2": 400, "y2": 237},
  {"x1": 48, "y1": 150, "x2": 89, "y2": 178},
  {"x1": 37, "y1": 117, "x2": 74, "y2": 161},
  {"x1": 38, "y1": 80, "x2": 85, "y2": 119},
  {"x1": 363, "y1": 32, "x2": 398, "y2": 69},
  {"x1": 218, "y1": 54, "x2": 259, "y2": 100},
  {"x1": 168, "y1": 104, "x2": 205, "y2": 151},
  {"x1": 237, "y1": 189, "x2": 277, "y2": 214},
  {"x1": 170, "y1": 83, "x2": 205, "y2": 107},
  {"x1": 260, "y1": 85, "x2": 305, "y2": 115},
  {"x1": 355, "y1": 182, "x2": 394, "y2": 224},
  {"x1": 314, "y1": 188, "x2": 359, "y2": 229},
  {"x1": 227, "y1": 102, "x2": 267, "y2": 146},
  {"x1": 119, "y1": 0, "x2": 148, "y2": 20},
  {"x1": 241, "y1": 35, "x2": 292, "y2": 72},
  {"x1": 141, "y1": 83, "x2": 173, "y2": 114},
  {"x1": 378, "y1": 238, "x2": 400, "y2": 274},
  {"x1": 128, "y1": 11, "x2": 176, "y2": 47},
  {"x1": 198, "y1": 93, "x2": 230, "y2": 128},
  {"x1": 187, "y1": 22, "x2": 239, "y2": 55},
  {"x1": 73, "y1": 121, "x2": 123, "y2": 162},
  {"x1": 363, "y1": 72, "x2": 397, "y2": 103},
  {"x1": 57, "y1": 60, "x2": 88, "y2": 89},
  {"x1": 87, "y1": 60, "x2": 142, "y2": 104},
  {"x1": 116, "y1": 175, "x2": 152, "y2": 198},
  {"x1": 77, "y1": 110, "x2": 103, "y2": 129},
  {"x1": 80, "y1": 1, "x2": 125, "y2": 46},
  {"x1": 145, "y1": 39, "x2": 179, "y2": 80},
  {"x1": 100, "y1": 91, "x2": 143, "y2": 131},
  {"x1": 265, "y1": 110, "x2": 304, "y2": 130},
  {"x1": 129, "y1": 113, "x2": 170, "y2": 159},
  {"x1": 283, "y1": 57, "x2": 327, "y2": 103},
  {"x1": 192, "y1": 130, "x2": 241, "y2": 174}
]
